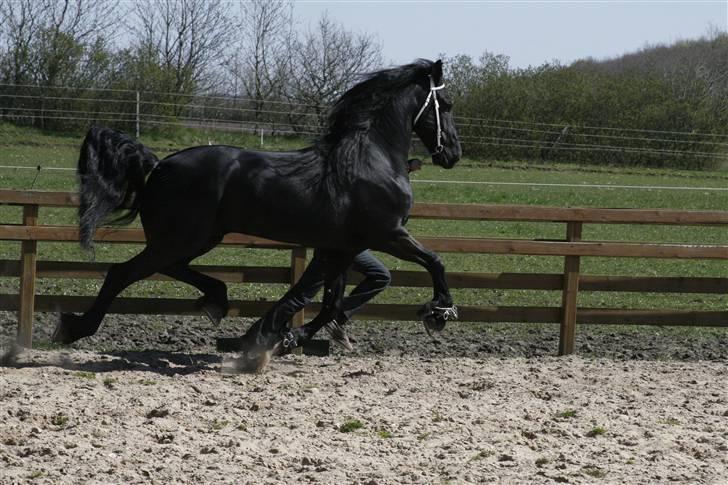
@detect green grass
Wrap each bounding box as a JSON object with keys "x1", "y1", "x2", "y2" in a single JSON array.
[
  {"x1": 658, "y1": 417, "x2": 680, "y2": 426},
  {"x1": 73, "y1": 371, "x2": 96, "y2": 380},
  {"x1": 586, "y1": 426, "x2": 608, "y2": 438},
  {"x1": 50, "y1": 412, "x2": 69, "y2": 428},
  {"x1": 210, "y1": 419, "x2": 229, "y2": 431},
  {"x1": 1, "y1": 123, "x2": 726, "y2": 319},
  {"x1": 555, "y1": 409, "x2": 578, "y2": 419},
  {"x1": 339, "y1": 419, "x2": 364, "y2": 433}
]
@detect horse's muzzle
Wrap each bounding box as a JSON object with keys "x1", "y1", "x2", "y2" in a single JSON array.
[{"x1": 432, "y1": 149, "x2": 459, "y2": 169}]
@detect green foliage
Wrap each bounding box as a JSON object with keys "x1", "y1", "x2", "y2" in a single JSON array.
[
  {"x1": 444, "y1": 34, "x2": 728, "y2": 169},
  {"x1": 73, "y1": 371, "x2": 96, "y2": 380},
  {"x1": 339, "y1": 419, "x2": 364, "y2": 433},
  {"x1": 50, "y1": 412, "x2": 69, "y2": 427},
  {"x1": 210, "y1": 419, "x2": 229, "y2": 431},
  {"x1": 586, "y1": 426, "x2": 607, "y2": 437}
]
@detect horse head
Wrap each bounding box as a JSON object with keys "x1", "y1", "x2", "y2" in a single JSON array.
[{"x1": 412, "y1": 60, "x2": 462, "y2": 169}]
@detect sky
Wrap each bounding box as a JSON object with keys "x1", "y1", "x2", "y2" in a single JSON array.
[{"x1": 294, "y1": 1, "x2": 728, "y2": 68}]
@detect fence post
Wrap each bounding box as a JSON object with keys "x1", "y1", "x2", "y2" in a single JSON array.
[
  {"x1": 135, "y1": 91, "x2": 140, "y2": 139},
  {"x1": 17, "y1": 204, "x2": 39, "y2": 348},
  {"x1": 559, "y1": 221, "x2": 582, "y2": 355},
  {"x1": 290, "y1": 247, "x2": 307, "y2": 327}
]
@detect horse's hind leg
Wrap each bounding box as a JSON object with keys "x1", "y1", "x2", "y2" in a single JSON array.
[
  {"x1": 52, "y1": 246, "x2": 185, "y2": 345},
  {"x1": 223, "y1": 251, "x2": 355, "y2": 373},
  {"x1": 252, "y1": 252, "x2": 352, "y2": 349},
  {"x1": 161, "y1": 263, "x2": 229, "y2": 326}
]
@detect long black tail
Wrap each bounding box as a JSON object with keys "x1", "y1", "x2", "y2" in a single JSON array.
[{"x1": 77, "y1": 126, "x2": 158, "y2": 250}]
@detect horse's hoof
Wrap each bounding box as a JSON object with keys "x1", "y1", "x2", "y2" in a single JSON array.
[
  {"x1": 421, "y1": 313, "x2": 445, "y2": 338},
  {"x1": 222, "y1": 348, "x2": 274, "y2": 374},
  {"x1": 323, "y1": 320, "x2": 354, "y2": 351},
  {"x1": 52, "y1": 313, "x2": 92, "y2": 345},
  {"x1": 282, "y1": 331, "x2": 299, "y2": 349},
  {"x1": 196, "y1": 296, "x2": 227, "y2": 326},
  {"x1": 216, "y1": 336, "x2": 248, "y2": 352},
  {"x1": 418, "y1": 306, "x2": 446, "y2": 334}
]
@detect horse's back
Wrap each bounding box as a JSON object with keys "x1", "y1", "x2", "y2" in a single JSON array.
[{"x1": 140, "y1": 145, "x2": 329, "y2": 245}]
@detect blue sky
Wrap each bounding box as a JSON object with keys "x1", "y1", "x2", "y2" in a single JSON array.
[{"x1": 294, "y1": 1, "x2": 728, "y2": 68}]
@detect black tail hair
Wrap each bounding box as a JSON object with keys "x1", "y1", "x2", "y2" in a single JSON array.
[{"x1": 77, "y1": 126, "x2": 158, "y2": 250}]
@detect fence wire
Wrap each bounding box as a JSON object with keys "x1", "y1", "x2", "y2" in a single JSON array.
[{"x1": 2, "y1": 84, "x2": 727, "y2": 169}]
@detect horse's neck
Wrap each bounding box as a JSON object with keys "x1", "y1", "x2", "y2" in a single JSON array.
[
  {"x1": 365, "y1": 100, "x2": 417, "y2": 176},
  {"x1": 324, "y1": 89, "x2": 419, "y2": 182}
]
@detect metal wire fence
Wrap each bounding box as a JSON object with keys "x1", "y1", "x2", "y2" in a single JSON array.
[{"x1": 1, "y1": 83, "x2": 727, "y2": 168}]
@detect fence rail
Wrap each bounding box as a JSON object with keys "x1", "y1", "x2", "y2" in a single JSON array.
[{"x1": 1, "y1": 190, "x2": 727, "y2": 353}]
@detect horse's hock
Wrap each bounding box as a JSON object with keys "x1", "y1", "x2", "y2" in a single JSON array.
[{"x1": 1, "y1": 189, "x2": 727, "y2": 352}]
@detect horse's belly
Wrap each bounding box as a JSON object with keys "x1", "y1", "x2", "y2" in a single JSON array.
[{"x1": 220, "y1": 189, "x2": 348, "y2": 248}]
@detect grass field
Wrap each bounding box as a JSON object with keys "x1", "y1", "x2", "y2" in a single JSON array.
[{"x1": 1, "y1": 122, "x2": 726, "y2": 315}]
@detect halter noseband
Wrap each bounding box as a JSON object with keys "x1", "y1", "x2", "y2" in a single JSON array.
[{"x1": 413, "y1": 75, "x2": 446, "y2": 154}]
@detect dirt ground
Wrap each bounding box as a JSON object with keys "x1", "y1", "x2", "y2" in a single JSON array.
[{"x1": 1, "y1": 314, "x2": 727, "y2": 484}]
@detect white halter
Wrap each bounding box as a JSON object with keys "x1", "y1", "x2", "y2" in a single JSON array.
[{"x1": 413, "y1": 75, "x2": 446, "y2": 153}]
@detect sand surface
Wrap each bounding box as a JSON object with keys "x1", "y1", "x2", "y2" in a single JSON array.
[{"x1": 1, "y1": 345, "x2": 727, "y2": 484}]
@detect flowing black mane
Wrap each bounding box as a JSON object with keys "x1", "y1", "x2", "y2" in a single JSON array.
[{"x1": 316, "y1": 59, "x2": 434, "y2": 157}]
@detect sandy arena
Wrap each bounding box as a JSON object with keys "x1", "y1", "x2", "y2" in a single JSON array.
[{"x1": 1, "y1": 315, "x2": 727, "y2": 484}]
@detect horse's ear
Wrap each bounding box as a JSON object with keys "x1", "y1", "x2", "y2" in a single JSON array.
[{"x1": 432, "y1": 59, "x2": 444, "y2": 84}]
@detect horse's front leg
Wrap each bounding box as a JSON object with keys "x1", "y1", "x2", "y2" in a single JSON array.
[{"x1": 376, "y1": 229, "x2": 457, "y2": 337}]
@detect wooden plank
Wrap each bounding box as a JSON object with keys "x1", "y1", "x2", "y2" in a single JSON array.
[
  {"x1": 0, "y1": 294, "x2": 562, "y2": 323},
  {"x1": 1, "y1": 261, "x2": 726, "y2": 294},
  {"x1": 1, "y1": 294, "x2": 725, "y2": 327},
  {"x1": 416, "y1": 237, "x2": 728, "y2": 259},
  {"x1": 0, "y1": 260, "x2": 288, "y2": 284},
  {"x1": 17, "y1": 205, "x2": 38, "y2": 348},
  {"x1": 578, "y1": 309, "x2": 728, "y2": 326},
  {"x1": 559, "y1": 222, "x2": 582, "y2": 356},
  {"x1": 1, "y1": 225, "x2": 726, "y2": 259},
  {"x1": 386, "y1": 271, "x2": 563, "y2": 290},
  {"x1": 3, "y1": 191, "x2": 728, "y2": 225},
  {"x1": 289, "y1": 247, "x2": 307, "y2": 327},
  {"x1": 579, "y1": 276, "x2": 728, "y2": 294},
  {"x1": 0, "y1": 190, "x2": 79, "y2": 207},
  {"x1": 0, "y1": 225, "x2": 298, "y2": 248},
  {"x1": 410, "y1": 203, "x2": 728, "y2": 225}
]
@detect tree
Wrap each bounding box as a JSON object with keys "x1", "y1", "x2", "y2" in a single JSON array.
[
  {"x1": 226, "y1": 0, "x2": 293, "y2": 130},
  {"x1": 0, "y1": 0, "x2": 42, "y2": 84},
  {"x1": 30, "y1": 0, "x2": 117, "y2": 87},
  {"x1": 0, "y1": 0, "x2": 118, "y2": 130},
  {"x1": 285, "y1": 13, "x2": 382, "y2": 132},
  {"x1": 128, "y1": 0, "x2": 233, "y2": 99}
]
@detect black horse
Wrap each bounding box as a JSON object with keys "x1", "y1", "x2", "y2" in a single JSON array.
[{"x1": 53, "y1": 59, "x2": 462, "y2": 371}]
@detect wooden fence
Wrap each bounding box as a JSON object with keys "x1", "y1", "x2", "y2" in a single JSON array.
[{"x1": 1, "y1": 189, "x2": 727, "y2": 354}]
